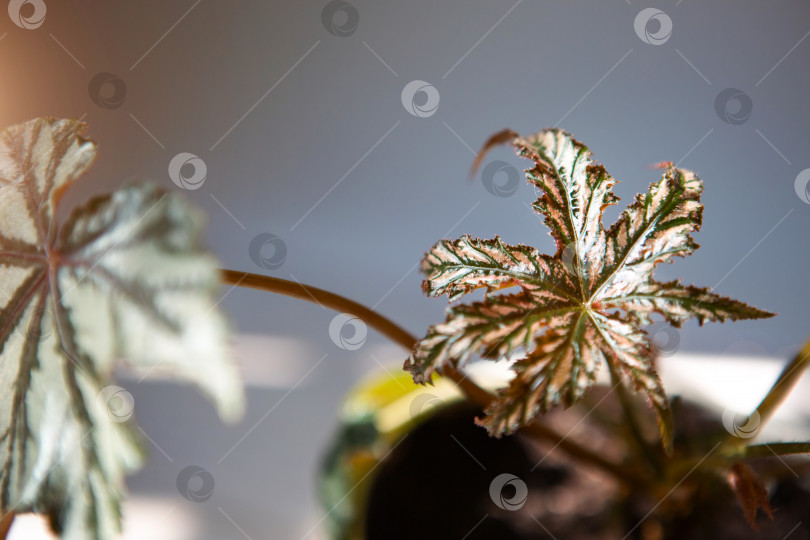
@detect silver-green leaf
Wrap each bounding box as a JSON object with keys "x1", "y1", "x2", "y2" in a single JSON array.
[
  {"x1": 0, "y1": 118, "x2": 243, "y2": 540},
  {"x1": 421, "y1": 235, "x2": 574, "y2": 301},
  {"x1": 406, "y1": 128, "x2": 773, "y2": 451}
]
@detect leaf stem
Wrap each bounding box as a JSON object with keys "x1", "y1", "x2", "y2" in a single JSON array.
[
  {"x1": 221, "y1": 269, "x2": 416, "y2": 350},
  {"x1": 723, "y1": 336, "x2": 810, "y2": 453},
  {"x1": 742, "y1": 442, "x2": 810, "y2": 459},
  {"x1": 220, "y1": 269, "x2": 644, "y2": 486},
  {"x1": 607, "y1": 362, "x2": 661, "y2": 474},
  {"x1": 751, "y1": 338, "x2": 810, "y2": 433},
  {"x1": 0, "y1": 513, "x2": 13, "y2": 540}
]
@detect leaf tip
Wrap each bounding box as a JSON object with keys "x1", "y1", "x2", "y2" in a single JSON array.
[
  {"x1": 470, "y1": 128, "x2": 519, "y2": 178},
  {"x1": 403, "y1": 357, "x2": 434, "y2": 386},
  {"x1": 729, "y1": 462, "x2": 774, "y2": 530},
  {"x1": 474, "y1": 414, "x2": 508, "y2": 439}
]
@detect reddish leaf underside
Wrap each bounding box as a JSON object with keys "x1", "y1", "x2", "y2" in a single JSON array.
[{"x1": 729, "y1": 462, "x2": 774, "y2": 529}]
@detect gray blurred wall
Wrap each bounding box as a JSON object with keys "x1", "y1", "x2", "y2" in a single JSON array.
[{"x1": 2, "y1": 1, "x2": 809, "y2": 538}]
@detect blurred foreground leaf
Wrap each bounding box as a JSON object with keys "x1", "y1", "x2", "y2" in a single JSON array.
[{"x1": 0, "y1": 118, "x2": 243, "y2": 539}]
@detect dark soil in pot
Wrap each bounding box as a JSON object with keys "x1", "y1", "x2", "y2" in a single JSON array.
[{"x1": 364, "y1": 397, "x2": 810, "y2": 539}]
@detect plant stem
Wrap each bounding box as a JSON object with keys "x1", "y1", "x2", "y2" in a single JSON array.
[
  {"x1": 221, "y1": 270, "x2": 416, "y2": 350},
  {"x1": 220, "y1": 269, "x2": 644, "y2": 485},
  {"x1": 723, "y1": 336, "x2": 810, "y2": 453},
  {"x1": 0, "y1": 513, "x2": 13, "y2": 540},
  {"x1": 607, "y1": 363, "x2": 661, "y2": 474},
  {"x1": 742, "y1": 442, "x2": 810, "y2": 459},
  {"x1": 522, "y1": 422, "x2": 646, "y2": 486},
  {"x1": 750, "y1": 338, "x2": 810, "y2": 433}
]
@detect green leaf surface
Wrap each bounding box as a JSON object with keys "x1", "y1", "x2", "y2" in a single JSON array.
[
  {"x1": 405, "y1": 128, "x2": 773, "y2": 450},
  {"x1": 421, "y1": 235, "x2": 575, "y2": 301},
  {"x1": 0, "y1": 118, "x2": 243, "y2": 540}
]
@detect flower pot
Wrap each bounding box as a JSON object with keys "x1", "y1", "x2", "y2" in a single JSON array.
[{"x1": 318, "y1": 362, "x2": 810, "y2": 539}]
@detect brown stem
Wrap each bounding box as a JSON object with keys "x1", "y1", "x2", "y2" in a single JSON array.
[
  {"x1": 722, "y1": 336, "x2": 810, "y2": 453},
  {"x1": 522, "y1": 422, "x2": 646, "y2": 486},
  {"x1": 750, "y1": 338, "x2": 810, "y2": 433},
  {"x1": 0, "y1": 512, "x2": 13, "y2": 540},
  {"x1": 443, "y1": 365, "x2": 645, "y2": 486},
  {"x1": 607, "y1": 362, "x2": 661, "y2": 474},
  {"x1": 742, "y1": 442, "x2": 810, "y2": 459},
  {"x1": 221, "y1": 269, "x2": 416, "y2": 350},
  {"x1": 220, "y1": 269, "x2": 643, "y2": 485}
]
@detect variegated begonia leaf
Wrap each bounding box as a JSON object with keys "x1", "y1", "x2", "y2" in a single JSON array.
[
  {"x1": 0, "y1": 118, "x2": 243, "y2": 540},
  {"x1": 405, "y1": 128, "x2": 773, "y2": 451}
]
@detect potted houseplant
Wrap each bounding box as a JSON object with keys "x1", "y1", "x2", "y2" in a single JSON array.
[
  {"x1": 317, "y1": 128, "x2": 810, "y2": 539},
  {"x1": 0, "y1": 117, "x2": 806, "y2": 539}
]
